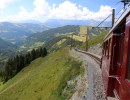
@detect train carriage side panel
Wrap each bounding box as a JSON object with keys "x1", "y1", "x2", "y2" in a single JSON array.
[
  {"x1": 101, "y1": 36, "x2": 114, "y2": 96},
  {"x1": 118, "y1": 15, "x2": 130, "y2": 99}
]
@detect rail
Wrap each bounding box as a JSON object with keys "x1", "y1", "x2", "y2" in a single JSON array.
[
  {"x1": 75, "y1": 48, "x2": 104, "y2": 99},
  {"x1": 75, "y1": 49, "x2": 118, "y2": 100},
  {"x1": 75, "y1": 49, "x2": 101, "y2": 65}
]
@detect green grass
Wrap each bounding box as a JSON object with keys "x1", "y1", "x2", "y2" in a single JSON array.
[
  {"x1": 79, "y1": 30, "x2": 108, "y2": 50},
  {"x1": 55, "y1": 32, "x2": 73, "y2": 37},
  {"x1": 68, "y1": 35, "x2": 85, "y2": 42},
  {"x1": 80, "y1": 65, "x2": 85, "y2": 77},
  {"x1": 19, "y1": 42, "x2": 44, "y2": 52},
  {"x1": 0, "y1": 48, "x2": 82, "y2": 100},
  {"x1": 88, "y1": 31, "x2": 108, "y2": 48},
  {"x1": 0, "y1": 82, "x2": 3, "y2": 90},
  {"x1": 56, "y1": 39, "x2": 66, "y2": 46}
]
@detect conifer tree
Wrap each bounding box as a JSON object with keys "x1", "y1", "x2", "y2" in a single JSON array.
[
  {"x1": 31, "y1": 49, "x2": 36, "y2": 60},
  {"x1": 43, "y1": 47, "x2": 47, "y2": 56}
]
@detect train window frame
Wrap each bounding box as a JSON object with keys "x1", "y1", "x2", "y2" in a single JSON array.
[
  {"x1": 116, "y1": 35, "x2": 124, "y2": 67},
  {"x1": 103, "y1": 43, "x2": 105, "y2": 55},
  {"x1": 109, "y1": 38, "x2": 112, "y2": 57},
  {"x1": 104, "y1": 42, "x2": 106, "y2": 56},
  {"x1": 107, "y1": 40, "x2": 109, "y2": 59},
  {"x1": 105, "y1": 42, "x2": 107, "y2": 56}
]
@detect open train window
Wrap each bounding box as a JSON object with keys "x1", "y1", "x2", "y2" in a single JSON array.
[
  {"x1": 105, "y1": 42, "x2": 107, "y2": 56},
  {"x1": 104, "y1": 42, "x2": 107, "y2": 56},
  {"x1": 104, "y1": 41, "x2": 109, "y2": 57},
  {"x1": 103, "y1": 43, "x2": 105, "y2": 55},
  {"x1": 107, "y1": 40, "x2": 110, "y2": 59},
  {"x1": 106, "y1": 41, "x2": 109, "y2": 59},
  {"x1": 109, "y1": 38, "x2": 112, "y2": 57}
]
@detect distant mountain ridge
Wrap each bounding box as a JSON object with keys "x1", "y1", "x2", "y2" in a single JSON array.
[
  {"x1": 0, "y1": 22, "x2": 49, "y2": 45},
  {"x1": 14, "y1": 19, "x2": 112, "y2": 28},
  {"x1": 23, "y1": 25, "x2": 80, "y2": 47},
  {"x1": 43, "y1": 19, "x2": 112, "y2": 27}
]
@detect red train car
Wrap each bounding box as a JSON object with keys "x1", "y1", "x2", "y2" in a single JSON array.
[{"x1": 101, "y1": 4, "x2": 130, "y2": 100}]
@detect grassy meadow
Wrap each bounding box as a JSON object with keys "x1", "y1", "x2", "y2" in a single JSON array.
[
  {"x1": 0, "y1": 48, "x2": 82, "y2": 100},
  {"x1": 79, "y1": 30, "x2": 108, "y2": 50}
]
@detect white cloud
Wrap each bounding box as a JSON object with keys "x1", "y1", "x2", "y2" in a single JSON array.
[
  {"x1": 0, "y1": 0, "x2": 16, "y2": 9},
  {"x1": 49, "y1": 1, "x2": 82, "y2": 19},
  {"x1": 32, "y1": 0, "x2": 50, "y2": 16},
  {"x1": 5, "y1": 6, "x2": 30, "y2": 21},
  {"x1": 0, "y1": 0, "x2": 113, "y2": 22},
  {"x1": 49, "y1": 1, "x2": 112, "y2": 21},
  {"x1": 84, "y1": 5, "x2": 112, "y2": 21},
  {"x1": 5, "y1": 0, "x2": 50, "y2": 22}
]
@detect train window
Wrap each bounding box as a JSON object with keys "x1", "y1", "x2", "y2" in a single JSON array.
[
  {"x1": 103, "y1": 44, "x2": 105, "y2": 55},
  {"x1": 116, "y1": 36, "x2": 124, "y2": 66},
  {"x1": 104, "y1": 41, "x2": 109, "y2": 57},
  {"x1": 109, "y1": 39, "x2": 111, "y2": 56},
  {"x1": 104, "y1": 42, "x2": 106, "y2": 56},
  {"x1": 106, "y1": 41, "x2": 109, "y2": 59},
  {"x1": 107, "y1": 40, "x2": 110, "y2": 59},
  {"x1": 104, "y1": 42, "x2": 107, "y2": 56},
  {"x1": 104, "y1": 43, "x2": 105, "y2": 55}
]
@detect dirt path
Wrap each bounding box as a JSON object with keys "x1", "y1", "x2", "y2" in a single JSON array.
[
  {"x1": 0, "y1": 70, "x2": 31, "y2": 95},
  {"x1": 0, "y1": 77, "x2": 24, "y2": 95}
]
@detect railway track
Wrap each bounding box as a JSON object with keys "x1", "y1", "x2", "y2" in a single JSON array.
[
  {"x1": 74, "y1": 48, "x2": 106, "y2": 100},
  {"x1": 75, "y1": 49, "x2": 117, "y2": 100},
  {"x1": 75, "y1": 49, "x2": 101, "y2": 65}
]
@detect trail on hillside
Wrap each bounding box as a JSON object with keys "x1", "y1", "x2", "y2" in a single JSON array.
[
  {"x1": 0, "y1": 77, "x2": 24, "y2": 95},
  {"x1": 0, "y1": 69, "x2": 32, "y2": 95}
]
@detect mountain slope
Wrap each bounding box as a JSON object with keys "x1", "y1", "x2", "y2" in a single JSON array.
[
  {"x1": 43, "y1": 19, "x2": 111, "y2": 27},
  {"x1": 23, "y1": 25, "x2": 80, "y2": 47},
  {"x1": 0, "y1": 22, "x2": 49, "y2": 45},
  {"x1": 0, "y1": 38, "x2": 17, "y2": 68},
  {"x1": 0, "y1": 38, "x2": 16, "y2": 49},
  {"x1": 0, "y1": 48, "x2": 82, "y2": 100},
  {"x1": 22, "y1": 25, "x2": 107, "y2": 51},
  {"x1": 0, "y1": 38, "x2": 16, "y2": 58}
]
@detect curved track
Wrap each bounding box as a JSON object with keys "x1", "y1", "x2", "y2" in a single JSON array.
[
  {"x1": 75, "y1": 49, "x2": 101, "y2": 65},
  {"x1": 74, "y1": 49, "x2": 106, "y2": 100}
]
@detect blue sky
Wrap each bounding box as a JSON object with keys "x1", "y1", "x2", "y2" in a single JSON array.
[{"x1": 0, "y1": 0, "x2": 124, "y2": 22}]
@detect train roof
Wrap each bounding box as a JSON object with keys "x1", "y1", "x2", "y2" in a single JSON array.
[{"x1": 103, "y1": 4, "x2": 130, "y2": 42}]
